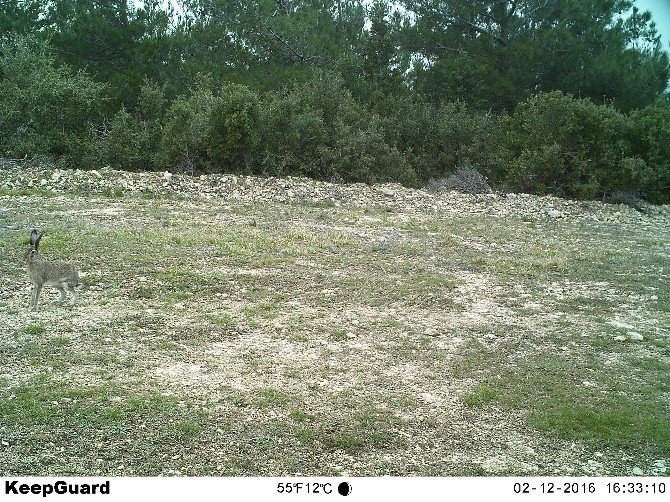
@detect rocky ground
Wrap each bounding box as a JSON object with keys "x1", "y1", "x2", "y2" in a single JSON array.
[
  {"x1": 2, "y1": 164, "x2": 668, "y2": 222},
  {"x1": 1, "y1": 164, "x2": 668, "y2": 476}
]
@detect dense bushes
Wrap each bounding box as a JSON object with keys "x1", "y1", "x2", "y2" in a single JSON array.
[
  {"x1": 99, "y1": 82, "x2": 165, "y2": 171},
  {"x1": 206, "y1": 84, "x2": 260, "y2": 171},
  {"x1": 503, "y1": 92, "x2": 632, "y2": 199},
  {"x1": 1, "y1": 38, "x2": 668, "y2": 203},
  {"x1": 156, "y1": 82, "x2": 215, "y2": 173},
  {"x1": 501, "y1": 92, "x2": 670, "y2": 203},
  {"x1": 258, "y1": 73, "x2": 417, "y2": 185},
  {"x1": 371, "y1": 98, "x2": 507, "y2": 186},
  {"x1": 0, "y1": 38, "x2": 104, "y2": 166},
  {"x1": 153, "y1": 81, "x2": 262, "y2": 174},
  {"x1": 628, "y1": 99, "x2": 670, "y2": 204}
]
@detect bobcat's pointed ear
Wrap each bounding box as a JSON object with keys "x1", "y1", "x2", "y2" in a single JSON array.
[
  {"x1": 35, "y1": 233, "x2": 43, "y2": 249},
  {"x1": 30, "y1": 229, "x2": 39, "y2": 246}
]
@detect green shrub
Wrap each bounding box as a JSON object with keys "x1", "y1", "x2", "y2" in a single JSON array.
[
  {"x1": 323, "y1": 117, "x2": 418, "y2": 186},
  {"x1": 258, "y1": 72, "x2": 363, "y2": 179},
  {"x1": 504, "y1": 92, "x2": 639, "y2": 199},
  {"x1": 156, "y1": 80, "x2": 261, "y2": 174},
  {"x1": 382, "y1": 98, "x2": 507, "y2": 183},
  {"x1": 156, "y1": 80, "x2": 215, "y2": 173},
  {"x1": 257, "y1": 71, "x2": 417, "y2": 184},
  {"x1": 628, "y1": 99, "x2": 670, "y2": 204},
  {"x1": 205, "y1": 83, "x2": 260, "y2": 171},
  {"x1": 258, "y1": 89, "x2": 328, "y2": 177},
  {"x1": 99, "y1": 81, "x2": 165, "y2": 171},
  {"x1": 435, "y1": 102, "x2": 508, "y2": 183},
  {"x1": 101, "y1": 107, "x2": 152, "y2": 171},
  {"x1": 0, "y1": 37, "x2": 105, "y2": 166}
]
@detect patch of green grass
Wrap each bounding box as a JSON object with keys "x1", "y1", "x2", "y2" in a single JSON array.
[
  {"x1": 131, "y1": 285, "x2": 155, "y2": 299},
  {"x1": 462, "y1": 385, "x2": 498, "y2": 407},
  {"x1": 21, "y1": 342, "x2": 45, "y2": 357},
  {"x1": 327, "y1": 432, "x2": 366, "y2": 450},
  {"x1": 49, "y1": 336, "x2": 71, "y2": 347},
  {"x1": 321, "y1": 404, "x2": 400, "y2": 452},
  {"x1": 24, "y1": 325, "x2": 45, "y2": 335},
  {"x1": 289, "y1": 409, "x2": 315, "y2": 422},
  {"x1": 327, "y1": 428, "x2": 391, "y2": 452},
  {"x1": 244, "y1": 317, "x2": 260, "y2": 329},
  {"x1": 330, "y1": 329, "x2": 348, "y2": 341},
  {"x1": 156, "y1": 267, "x2": 198, "y2": 292},
  {"x1": 290, "y1": 332, "x2": 309, "y2": 342},
  {"x1": 254, "y1": 388, "x2": 293, "y2": 408},
  {"x1": 294, "y1": 426, "x2": 316, "y2": 444},
  {"x1": 526, "y1": 400, "x2": 668, "y2": 451},
  {"x1": 208, "y1": 314, "x2": 235, "y2": 327},
  {"x1": 390, "y1": 395, "x2": 419, "y2": 411},
  {"x1": 241, "y1": 300, "x2": 281, "y2": 321},
  {"x1": 654, "y1": 295, "x2": 670, "y2": 312},
  {"x1": 165, "y1": 291, "x2": 192, "y2": 302},
  {"x1": 174, "y1": 420, "x2": 204, "y2": 438},
  {"x1": 0, "y1": 187, "x2": 54, "y2": 197},
  {"x1": 0, "y1": 379, "x2": 210, "y2": 442},
  {"x1": 101, "y1": 186, "x2": 124, "y2": 198},
  {"x1": 326, "y1": 272, "x2": 457, "y2": 309},
  {"x1": 486, "y1": 351, "x2": 669, "y2": 454},
  {"x1": 226, "y1": 393, "x2": 249, "y2": 408},
  {"x1": 155, "y1": 340, "x2": 180, "y2": 351},
  {"x1": 300, "y1": 200, "x2": 338, "y2": 210}
]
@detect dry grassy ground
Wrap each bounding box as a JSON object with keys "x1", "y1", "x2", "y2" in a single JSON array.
[{"x1": 1, "y1": 166, "x2": 669, "y2": 476}]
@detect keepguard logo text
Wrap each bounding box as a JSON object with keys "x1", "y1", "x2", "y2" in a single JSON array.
[{"x1": 5, "y1": 480, "x2": 110, "y2": 497}]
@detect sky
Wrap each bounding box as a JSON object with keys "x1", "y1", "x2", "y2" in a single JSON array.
[{"x1": 634, "y1": 0, "x2": 670, "y2": 52}]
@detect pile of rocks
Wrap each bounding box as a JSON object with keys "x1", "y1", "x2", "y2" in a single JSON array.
[
  {"x1": 426, "y1": 166, "x2": 493, "y2": 195},
  {"x1": 1, "y1": 164, "x2": 668, "y2": 226}
]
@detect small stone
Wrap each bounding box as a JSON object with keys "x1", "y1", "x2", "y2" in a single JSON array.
[
  {"x1": 424, "y1": 328, "x2": 439, "y2": 336},
  {"x1": 381, "y1": 188, "x2": 394, "y2": 196},
  {"x1": 547, "y1": 209, "x2": 564, "y2": 218},
  {"x1": 346, "y1": 332, "x2": 356, "y2": 339},
  {"x1": 585, "y1": 459, "x2": 604, "y2": 474},
  {"x1": 632, "y1": 467, "x2": 644, "y2": 475},
  {"x1": 628, "y1": 332, "x2": 644, "y2": 341},
  {"x1": 1, "y1": 440, "x2": 9, "y2": 447},
  {"x1": 481, "y1": 456, "x2": 509, "y2": 474},
  {"x1": 652, "y1": 460, "x2": 667, "y2": 475},
  {"x1": 613, "y1": 335, "x2": 626, "y2": 342}
]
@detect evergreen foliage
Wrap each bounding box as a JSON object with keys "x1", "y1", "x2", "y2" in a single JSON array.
[{"x1": 0, "y1": 1, "x2": 668, "y2": 202}]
